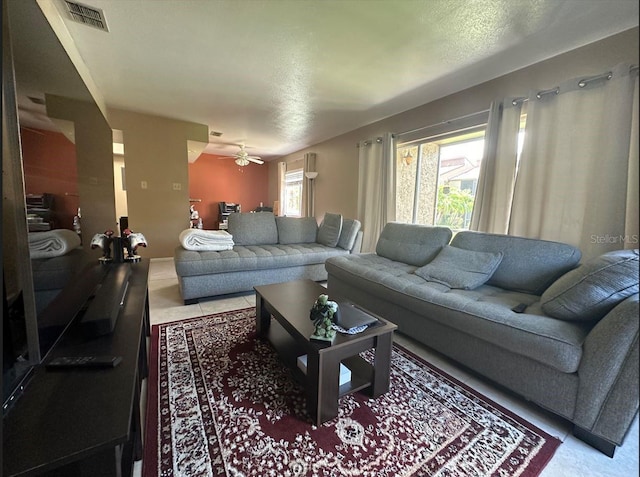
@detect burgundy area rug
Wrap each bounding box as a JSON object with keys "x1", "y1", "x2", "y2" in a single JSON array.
[{"x1": 143, "y1": 308, "x2": 560, "y2": 477}]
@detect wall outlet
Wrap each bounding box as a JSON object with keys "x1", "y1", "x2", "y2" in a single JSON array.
[
  {"x1": 172, "y1": 182, "x2": 181, "y2": 191},
  {"x1": 141, "y1": 180, "x2": 148, "y2": 189}
]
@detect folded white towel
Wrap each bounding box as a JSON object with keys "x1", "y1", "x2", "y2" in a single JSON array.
[
  {"x1": 179, "y1": 229, "x2": 234, "y2": 251},
  {"x1": 29, "y1": 229, "x2": 82, "y2": 259}
]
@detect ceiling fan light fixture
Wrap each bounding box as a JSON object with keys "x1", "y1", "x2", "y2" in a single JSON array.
[{"x1": 223, "y1": 143, "x2": 263, "y2": 165}]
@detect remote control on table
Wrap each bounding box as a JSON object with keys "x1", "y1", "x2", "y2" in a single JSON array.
[{"x1": 46, "y1": 356, "x2": 122, "y2": 369}]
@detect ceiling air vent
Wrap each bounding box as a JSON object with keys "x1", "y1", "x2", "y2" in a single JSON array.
[{"x1": 64, "y1": 1, "x2": 109, "y2": 32}]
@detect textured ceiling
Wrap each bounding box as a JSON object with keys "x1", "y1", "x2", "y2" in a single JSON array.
[{"x1": 10, "y1": 0, "x2": 640, "y2": 159}]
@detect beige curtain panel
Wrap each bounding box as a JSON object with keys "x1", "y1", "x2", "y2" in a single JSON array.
[
  {"x1": 508, "y1": 63, "x2": 639, "y2": 260},
  {"x1": 357, "y1": 133, "x2": 396, "y2": 253},
  {"x1": 470, "y1": 99, "x2": 522, "y2": 234}
]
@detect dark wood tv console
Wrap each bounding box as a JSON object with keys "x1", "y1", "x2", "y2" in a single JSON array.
[{"x1": 2, "y1": 259, "x2": 150, "y2": 477}]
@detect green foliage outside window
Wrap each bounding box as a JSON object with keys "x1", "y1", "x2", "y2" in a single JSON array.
[{"x1": 435, "y1": 184, "x2": 475, "y2": 229}]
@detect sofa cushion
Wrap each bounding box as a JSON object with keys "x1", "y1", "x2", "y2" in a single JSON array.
[
  {"x1": 540, "y1": 249, "x2": 639, "y2": 322},
  {"x1": 228, "y1": 212, "x2": 278, "y2": 246},
  {"x1": 451, "y1": 231, "x2": 581, "y2": 294},
  {"x1": 414, "y1": 245, "x2": 503, "y2": 290},
  {"x1": 31, "y1": 248, "x2": 84, "y2": 291},
  {"x1": 317, "y1": 213, "x2": 343, "y2": 247},
  {"x1": 337, "y1": 218, "x2": 362, "y2": 251},
  {"x1": 376, "y1": 222, "x2": 452, "y2": 267},
  {"x1": 276, "y1": 217, "x2": 318, "y2": 244},
  {"x1": 174, "y1": 243, "x2": 349, "y2": 276},
  {"x1": 326, "y1": 253, "x2": 588, "y2": 373}
]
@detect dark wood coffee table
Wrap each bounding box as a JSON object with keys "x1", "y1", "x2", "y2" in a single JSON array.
[{"x1": 254, "y1": 279, "x2": 397, "y2": 426}]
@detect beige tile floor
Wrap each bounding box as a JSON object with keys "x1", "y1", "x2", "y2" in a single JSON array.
[{"x1": 136, "y1": 258, "x2": 639, "y2": 477}]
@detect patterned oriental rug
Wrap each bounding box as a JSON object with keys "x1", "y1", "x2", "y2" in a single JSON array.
[{"x1": 143, "y1": 308, "x2": 560, "y2": 477}]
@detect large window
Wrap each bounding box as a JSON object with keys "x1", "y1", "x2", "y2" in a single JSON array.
[
  {"x1": 396, "y1": 129, "x2": 485, "y2": 231},
  {"x1": 283, "y1": 169, "x2": 303, "y2": 217}
]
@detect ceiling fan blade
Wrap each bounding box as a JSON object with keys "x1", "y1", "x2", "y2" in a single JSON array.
[
  {"x1": 216, "y1": 142, "x2": 262, "y2": 164},
  {"x1": 212, "y1": 141, "x2": 246, "y2": 148}
]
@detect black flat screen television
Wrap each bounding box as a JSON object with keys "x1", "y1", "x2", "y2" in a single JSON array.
[
  {"x1": 3, "y1": 281, "x2": 35, "y2": 414},
  {"x1": 2, "y1": 263, "x2": 130, "y2": 415}
]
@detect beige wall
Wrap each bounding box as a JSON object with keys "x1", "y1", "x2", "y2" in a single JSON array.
[
  {"x1": 108, "y1": 109, "x2": 208, "y2": 258},
  {"x1": 268, "y1": 134, "x2": 360, "y2": 220},
  {"x1": 269, "y1": 27, "x2": 639, "y2": 224},
  {"x1": 46, "y1": 94, "x2": 115, "y2": 255}
]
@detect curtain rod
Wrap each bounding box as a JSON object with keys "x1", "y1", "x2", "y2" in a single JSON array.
[
  {"x1": 360, "y1": 64, "x2": 639, "y2": 143},
  {"x1": 359, "y1": 137, "x2": 384, "y2": 147},
  {"x1": 512, "y1": 64, "x2": 638, "y2": 106},
  {"x1": 396, "y1": 109, "x2": 490, "y2": 138}
]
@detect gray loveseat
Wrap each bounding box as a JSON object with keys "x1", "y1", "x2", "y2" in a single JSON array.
[
  {"x1": 325, "y1": 222, "x2": 639, "y2": 456},
  {"x1": 31, "y1": 248, "x2": 85, "y2": 314},
  {"x1": 174, "y1": 212, "x2": 362, "y2": 304}
]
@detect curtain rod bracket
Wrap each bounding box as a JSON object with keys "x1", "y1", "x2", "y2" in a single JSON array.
[
  {"x1": 536, "y1": 87, "x2": 559, "y2": 100},
  {"x1": 578, "y1": 71, "x2": 613, "y2": 88}
]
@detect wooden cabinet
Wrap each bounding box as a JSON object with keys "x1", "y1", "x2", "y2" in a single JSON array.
[
  {"x1": 2, "y1": 260, "x2": 150, "y2": 477},
  {"x1": 218, "y1": 201, "x2": 240, "y2": 229},
  {"x1": 26, "y1": 193, "x2": 54, "y2": 232}
]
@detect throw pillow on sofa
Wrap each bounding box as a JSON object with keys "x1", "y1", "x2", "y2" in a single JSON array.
[
  {"x1": 337, "y1": 218, "x2": 361, "y2": 251},
  {"x1": 540, "y1": 249, "x2": 639, "y2": 322},
  {"x1": 317, "y1": 213, "x2": 343, "y2": 247},
  {"x1": 414, "y1": 245, "x2": 504, "y2": 290}
]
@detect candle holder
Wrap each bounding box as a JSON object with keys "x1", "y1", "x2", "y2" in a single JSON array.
[
  {"x1": 122, "y1": 228, "x2": 147, "y2": 262},
  {"x1": 91, "y1": 228, "x2": 147, "y2": 263},
  {"x1": 90, "y1": 229, "x2": 115, "y2": 263}
]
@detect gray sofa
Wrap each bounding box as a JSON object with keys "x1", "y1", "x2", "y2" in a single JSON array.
[
  {"x1": 174, "y1": 212, "x2": 362, "y2": 304},
  {"x1": 31, "y1": 248, "x2": 85, "y2": 314},
  {"x1": 325, "y1": 222, "x2": 639, "y2": 456}
]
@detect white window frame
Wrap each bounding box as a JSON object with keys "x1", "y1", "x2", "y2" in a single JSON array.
[
  {"x1": 397, "y1": 126, "x2": 486, "y2": 231},
  {"x1": 283, "y1": 169, "x2": 303, "y2": 217}
]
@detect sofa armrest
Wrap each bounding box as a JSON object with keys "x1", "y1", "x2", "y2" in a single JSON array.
[{"x1": 574, "y1": 293, "x2": 639, "y2": 445}]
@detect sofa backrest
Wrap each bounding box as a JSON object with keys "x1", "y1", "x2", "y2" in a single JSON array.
[
  {"x1": 275, "y1": 216, "x2": 318, "y2": 244},
  {"x1": 450, "y1": 231, "x2": 581, "y2": 294},
  {"x1": 228, "y1": 212, "x2": 278, "y2": 245},
  {"x1": 229, "y1": 212, "x2": 362, "y2": 251},
  {"x1": 376, "y1": 222, "x2": 452, "y2": 267},
  {"x1": 276, "y1": 215, "x2": 361, "y2": 251}
]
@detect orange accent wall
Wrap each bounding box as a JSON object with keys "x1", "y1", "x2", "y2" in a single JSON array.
[
  {"x1": 188, "y1": 153, "x2": 270, "y2": 229},
  {"x1": 20, "y1": 127, "x2": 79, "y2": 231}
]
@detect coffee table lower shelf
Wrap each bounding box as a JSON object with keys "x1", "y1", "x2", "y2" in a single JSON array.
[{"x1": 264, "y1": 321, "x2": 375, "y2": 401}]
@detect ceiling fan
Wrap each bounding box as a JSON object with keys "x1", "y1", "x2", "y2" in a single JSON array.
[{"x1": 222, "y1": 144, "x2": 264, "y2": 166}]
